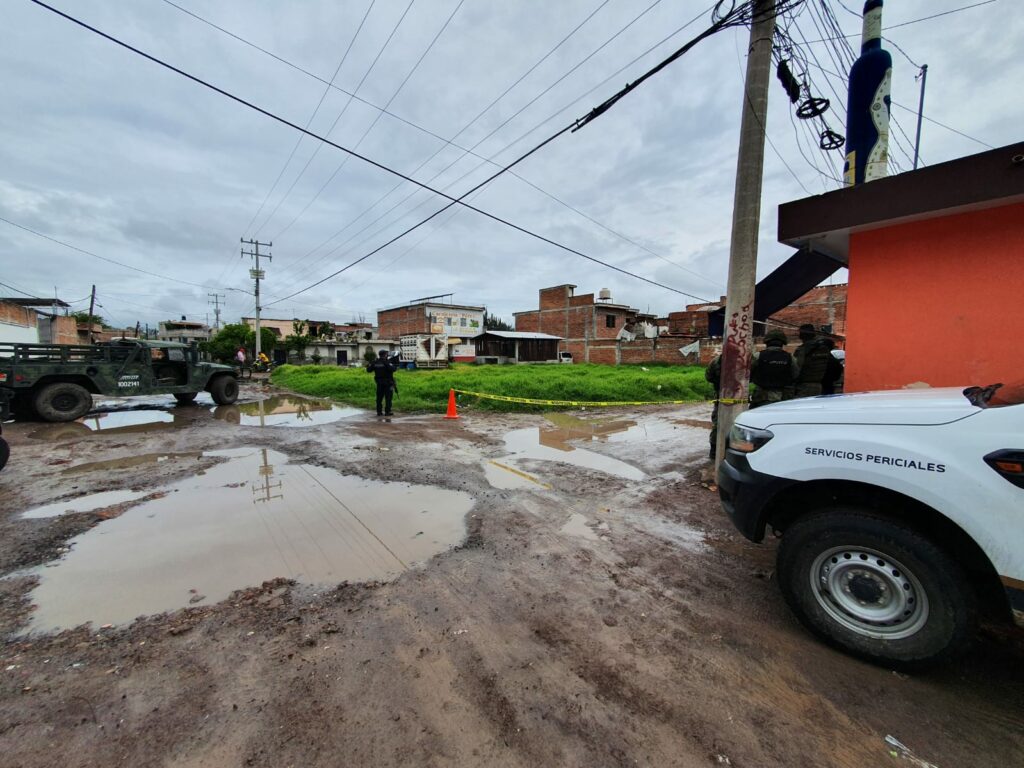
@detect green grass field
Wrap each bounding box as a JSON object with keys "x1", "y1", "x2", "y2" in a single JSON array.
[{"x1": 271, "y1": 363, "x2": 714, "y2": 413}]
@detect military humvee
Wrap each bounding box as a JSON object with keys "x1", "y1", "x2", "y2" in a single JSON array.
[{"x1": 0, "y1": 339, "x2": 239, "y2": 422}]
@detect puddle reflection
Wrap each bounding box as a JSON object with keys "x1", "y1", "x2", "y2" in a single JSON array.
[
  {"x1": 213, "y1": 395, "x2": 362, "y2": 427},
  {"x1": 28, "y1": 448, "x2": 473, "y2": 632}
]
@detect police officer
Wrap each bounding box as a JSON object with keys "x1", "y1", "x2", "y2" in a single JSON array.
[
  {"x1": 705, "y1": 354, "x2": 722, "y2": 459},
  {"x1": 366, "y1": 350, "x2": 398, "y2": 416},
  {"x1": 792, "y1": 323, "x2": 832, "y2": 398},
  {"x1": 750, "y1": 329, "x2": 798, "y2": 408}
]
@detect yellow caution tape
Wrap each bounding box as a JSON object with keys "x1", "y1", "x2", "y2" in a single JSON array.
[{"x1": 451, "y1": 389, "x2": 745, "y2": 407}]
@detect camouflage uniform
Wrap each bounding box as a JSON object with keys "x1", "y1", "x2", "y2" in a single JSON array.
[
  {"x1": 705, "y1": 355, "x2": 722, "y2": 459},
  {"x1": 792, "y1": 324, "x2": 831, "y2": 398},
  {"x1": 751, "y1": 330, "x2": 798, "y2": 408}
]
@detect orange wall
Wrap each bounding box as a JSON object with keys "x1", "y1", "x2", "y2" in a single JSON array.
[{"x1": 845, "y1": 201, "x2": 1024, "y2": 391}]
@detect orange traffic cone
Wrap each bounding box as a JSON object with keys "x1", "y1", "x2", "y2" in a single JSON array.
[{"x1": 443, "y1": 388, "x2": 459, "y2": 420}]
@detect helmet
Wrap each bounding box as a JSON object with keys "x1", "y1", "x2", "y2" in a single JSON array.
[
  {"x1": 798, "y1": 323, "x2": 817, "y2": 340},
  {"x1": 765, "y1": 329, "x2": 788, "y2": 346}
]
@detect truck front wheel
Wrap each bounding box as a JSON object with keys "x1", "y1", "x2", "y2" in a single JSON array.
[
  {"x1": 0, "y1": 437, "x2": 8, "y2": 472},
  {"x1": 174, "y1": 392, "x2": 198, "y2": 405},
  {"x1": 777, "y1": 508, "x2": 976, "y2": 669},
  {"x1": 208, "y1": 375, "x2": 239, "y2": 405},
  {"x1": 34, "y1": 382, "x2": 93, "y2": 422}
]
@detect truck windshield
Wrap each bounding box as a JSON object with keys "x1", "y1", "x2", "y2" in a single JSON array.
[{"x1": 964, "y1": 380, "x2": 1024, "y2": 408}]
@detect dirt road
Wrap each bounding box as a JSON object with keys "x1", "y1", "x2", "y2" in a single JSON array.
[{"x1": 1, "y1": 384, "x2": 1022, "y2": 767}]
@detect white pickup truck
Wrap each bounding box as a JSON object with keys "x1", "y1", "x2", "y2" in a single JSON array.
[{"x1": 717, "y1": 381, "x2": 1024, "y2": 668}]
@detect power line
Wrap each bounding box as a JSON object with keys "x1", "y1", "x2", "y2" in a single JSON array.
[
  {"x1": 271, "y1": 0, "x2": 655, "y2": 286},
  {"x1": 240, "y1": 0, "x2": 376, "y2": 240},
  {"x1": 0, "y1": 279, "x2": 41, "y2": 298},
  {"x1": 800, "y1": 0, "x2": 998, "y2": 43},
  {"x1": 254, "y1": 0, "x2": 418, "y2": 237},
  {"x1": 0, "y1": 214, "x2": 219, "y2": 290},
  {"x1": 270, "y1": 2, "x2": 723, "y2": 297},
  {"x1": 163, "y1": 0, "x2": 723, "y2": 294},
  {"x1": 269, "y1": 0, "x2": 467, "y2": 242},
  {"x1": 267, "y1": 2, "x2": 803, "y2": 307}
]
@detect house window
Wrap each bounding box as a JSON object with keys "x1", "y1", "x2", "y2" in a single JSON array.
[
  {"x1": 605, "y1": 315, "x2": 616, "y2": 329},
  {"x1": 460, "y1": 318, "x2": 467, "y2": 327}
]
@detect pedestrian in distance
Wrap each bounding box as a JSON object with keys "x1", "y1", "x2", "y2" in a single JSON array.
[
  {"x1": 791, "y1": 323, "x2": 832, "y2": 398},
  {"x1": 750, "y1": 329, "x2": 798, "y2": 408},
  {"x1": 235, "y1": 347, "x2": 246, "y2": 365},
  {"x1": 366, "y1": 349, "x2": 398, "y2": 417}
]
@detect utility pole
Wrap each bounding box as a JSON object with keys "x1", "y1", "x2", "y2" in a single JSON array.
[
  {"x1": 715, "y1": 0, "x2": 777, "y2": 467},
  {"x1": 241, "y1": 238, "x2": 272, "y2": 362},
  {"x1": 87, "y1": 284, "x2": 97, "y2": 343},
  {"x1": 207, "y1": 292, "x2": 226, "y2": 331},
  {"x1": 912, "y1": 64, "x2": 928, "y2": 170}
]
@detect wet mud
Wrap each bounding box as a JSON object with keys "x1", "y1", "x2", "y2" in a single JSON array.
[{"x1": 0, "y1": 385, "x2": 1021, "y2": 767}]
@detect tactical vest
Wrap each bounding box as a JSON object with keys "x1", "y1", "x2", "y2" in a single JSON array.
[
  {"x1": 797, "y1": 342, "x2": 830, "y2": 384},
  {"x1": 752, "y1": 347, "x2": 793, "y2": 390}
]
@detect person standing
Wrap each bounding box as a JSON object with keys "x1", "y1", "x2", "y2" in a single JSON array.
[
  {"x1": 820, "y1": 338, "x2": 845, "y2": 395},
  {"x1": 750, "y1": 329, "x2": 798, "y2": 408},
  {"x1": 366, "y1": 350, "x2": 398, "y2": 416},
  {"x1": 705, "y1": 353, "x2": 722, "y2": 460},
  {"x1": 792, "y1": 323, "x2": 832, "y2": 398}
]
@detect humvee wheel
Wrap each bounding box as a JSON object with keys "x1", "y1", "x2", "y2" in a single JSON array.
[
  {"x1": 209, "y1": 375, "x2": 239, "y2": 405},
  {"x1": 174, "y1": 392, "x2": 198, "y2": 405},
  {"x1": 34, "y1": 382, "x2": 93, "y2": 422},
  {"x1": 0, "y1": 437, "x2": 9, "y2": 472}
]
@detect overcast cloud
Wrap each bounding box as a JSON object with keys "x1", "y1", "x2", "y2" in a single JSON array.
[{"x1": 1, "y1": 0, "x2": 1019, "y2": 329}]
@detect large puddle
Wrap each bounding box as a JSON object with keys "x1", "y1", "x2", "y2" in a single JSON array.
[
  {"x1": 28, "y1": 410, "x2": 185, "y2": 440},
  {"x1": 27, "y1": 448, "x2": 473, "y2": 632},
  {"x1": 212, "y1": 395, "x2": 362, "y2": 427}
]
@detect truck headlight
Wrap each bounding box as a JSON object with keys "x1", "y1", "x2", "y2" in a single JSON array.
[{"x1": 728, "y1": 424, "x2": 774, "y2": 453}]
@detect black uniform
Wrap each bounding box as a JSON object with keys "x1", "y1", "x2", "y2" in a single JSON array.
[{"x1": 366, "y1": 356, "x2": 398, "y2": 415}]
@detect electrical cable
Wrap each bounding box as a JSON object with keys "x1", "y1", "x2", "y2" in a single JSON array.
[
  {"x1": 253, "y1": 0, "x2": 418, "y2": 238},
  {"x1": 0, "y1": 279, "x2": 42, "y2": 298},
  {"x1": 241, "y1": 0, "x2": 376, "y2": 240},
  {"x1": 0, "y1": 214, "x2": 224, "y2": 291},
  {"x1": 271, "y1": 0, "x2": 660, "y2": 285},
  {"x1": 31, "y1": 0, "x2": 802, "y2": 310},
  {"x1": 270, "y1": 3, "x2": 732, "y2": 297},
  {"x1": 800, "y1": 0, "x2": 998, "y2": 43},
  {"x1": 269, "y1": 0, "x2": 467, "y2": 243}
]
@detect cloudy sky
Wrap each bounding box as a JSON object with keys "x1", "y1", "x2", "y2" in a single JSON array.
[{"x1": 1, "y1": 0, "x2": 1018, "y2": 330}]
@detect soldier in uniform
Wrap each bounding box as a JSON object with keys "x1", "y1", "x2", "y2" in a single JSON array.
[
  {"x1": 366, "y1": 350, "x2": 398, "y2": 416},
  {"x1": 705, "y1": 354, "x2": 722, "y2": 459},
  {"x1": 750, "y1": 329, "x2": 798, "y2": 408},
  {"x1": 792, "y1": 323, "x2": 832, "y2": 398}
]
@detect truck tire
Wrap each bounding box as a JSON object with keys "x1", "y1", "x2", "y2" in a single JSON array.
[
  {"x1": 0, "y1": 437, "x2": 8, "y2": 472},
  {"x1": 777, "y1": 508, "x2": 976, "y2": 669},
  {"x1": 209, "y1": 375, "x2": 239, "y2": 405},
  {"x1": 34, "y1": 382, "x2": 93, "y2": 422},
  {"x1": 174, "y1": 392, "x2": 198, "y2": 405}
]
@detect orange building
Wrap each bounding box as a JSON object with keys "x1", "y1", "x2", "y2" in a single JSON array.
[{"x1": 778, "y1": 141, "x2": 1023, "y2": 392}]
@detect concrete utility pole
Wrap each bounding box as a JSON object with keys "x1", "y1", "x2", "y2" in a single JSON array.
[
  {"x1": 241, "y1": 238, "x2": 272, "y2": 361},
  {"x1": 715, "y1": 0, "x2": 777, "y2": 467},
  {"x1": 87, "y1": 284, "x2": 97, "y2": 343},
  {"x1": 207, "y1": 292, "x2": 226, "y2": 331},
  {"x1": 912, "y1": 64, "x2": 928, "y2": 170}
]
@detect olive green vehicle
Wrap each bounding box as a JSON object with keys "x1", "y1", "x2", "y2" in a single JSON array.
[{"x1": 0, "y1": 339, "x2": 239, "y2": 423}]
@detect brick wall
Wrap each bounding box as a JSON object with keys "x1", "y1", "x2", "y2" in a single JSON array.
[
  {"x1": 768, "y1": 284, "x2": 847, "y2": 337},
  {"x1": 539, "y1": 285, "x2": 574, "y2": 310},
  {"x1": 377, "y1": 306, "x2": 429, "y2": 339},
  {"x1": 0, "y1": 301, "x2": 38, "y2": 330},
  {"x1": 667, "y1": 309, "x2": 712, "y2": 336}
]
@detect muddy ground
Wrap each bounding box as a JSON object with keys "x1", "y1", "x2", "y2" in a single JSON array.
[{"x1": 1, "y1": 382, "x2": 1022, "y2": 767}]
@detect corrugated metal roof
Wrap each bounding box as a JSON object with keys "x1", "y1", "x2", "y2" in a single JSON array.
[{"x1": 480, "y1": 331, "x2": 562, "y2": 340}]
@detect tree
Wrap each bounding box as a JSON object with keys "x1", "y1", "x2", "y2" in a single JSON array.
[
  {"x1": 71, "y1": 311, "x2": 104, "y2": 327},
  {"x1": 483, "y1": 311, "x2": 513, "y2": 331},
  {"x1": 284, "y1": 318, "x2": 312, "y2": 362},
  {"x1": 203, "y1": 323, "x2": 275, "y2": 362}
]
